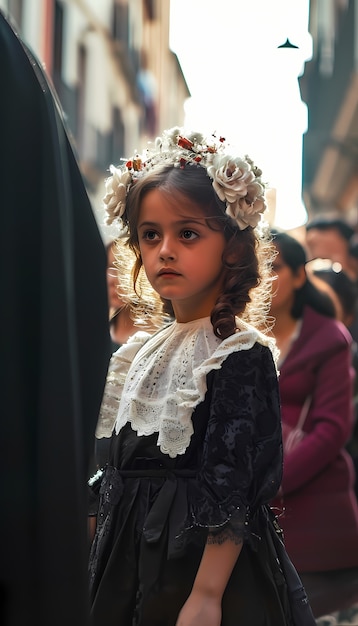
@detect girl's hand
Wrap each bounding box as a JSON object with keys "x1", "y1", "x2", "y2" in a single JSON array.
[{"x1": 175, "y1": 590, "x2": 222, "y2": 626}]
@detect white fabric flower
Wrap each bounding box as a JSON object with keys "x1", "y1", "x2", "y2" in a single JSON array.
[
  {"x1": 227, "y1": 198, "x2": 266, "y2": 230},
  {"x1": 234, "y1": 181, "x2": 267, "y2": 229},
  {"x1": 103, "y1": 165, "x2": 132, "y2": 225},
  {"x1": 207, "y1": 155, "x2": 255, "y2": 204},
  {"x1": 207, "y1": 154, "x2": 266, "y2": 229}
]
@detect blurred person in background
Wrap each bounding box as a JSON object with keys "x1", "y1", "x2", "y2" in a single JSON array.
[
  {"x1": 308, "y1": 262, "x2": 358, "y2": 500},
  {"x1": 0, "y1": 11, "x2": 110, "y2": 626},
  {"x1": 269, "y1": 230, "x2": 358, "y2": 620},
  {"x1": 308, "y1": 261, "x2": 358, "y2": 331},
  {"x1": 306, "y1": 215, "x2": 358, "y2": 345},
  {"x1": 106, "y1": 236, "x2": 165, "y2": 345},
  {"x1": 305, "y1": 215, "x2": 358, "y2": 282},
  {"x1": 106, "y1": 238, "x2": 139, "y2": 351}
]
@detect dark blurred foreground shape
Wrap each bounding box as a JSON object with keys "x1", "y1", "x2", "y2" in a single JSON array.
[{"x1": 0, "y1": 11, "x2": 110, "y2": 626}]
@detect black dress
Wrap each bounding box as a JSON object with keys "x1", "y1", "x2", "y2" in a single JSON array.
[{"x1": 89, "y1": 337, "x2": 287, "y2": 626}]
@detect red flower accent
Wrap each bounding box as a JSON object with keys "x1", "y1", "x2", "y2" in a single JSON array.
[
  {"x1": 178, "y1": 136, "x2": 194, "y2": 150},
  {"x1": 126, "y1": 160, "x2": 133, "y2": 169},
  {"x1": 179, "y1": 157, "x2": 187, "y2": 168},
  {"x1": 219, "y1": 136, "x2": 225, "y2": 143},
  {"x1": 194, "y1": 156, "x2": 202, "y2": 162}
]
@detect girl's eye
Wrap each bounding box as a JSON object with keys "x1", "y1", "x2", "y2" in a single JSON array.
[
  {"x1": 182, "y1": 230, "x2": 197, "y2": 240},
  {"x1": 143, "y1": 230, "x2": 159, "y2": 240}
]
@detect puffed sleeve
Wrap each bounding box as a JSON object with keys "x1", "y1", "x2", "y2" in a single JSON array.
[{"x1": 184, "y1": 343, "x2": 283, "y2": 545}]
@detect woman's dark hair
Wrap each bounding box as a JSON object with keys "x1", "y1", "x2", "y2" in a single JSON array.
[
  {"x1": 123, "y1": 163, "x2": 270, "y2": 339},
  {"x1": 313, "y1": 267, "x2": 358, "y2": 320},
  {"x1": 350, "y1": 233, "x2": 358, "y2": 259},
  {"x1": 271, "y1": 230, "x2": 336, "y2": 319}
]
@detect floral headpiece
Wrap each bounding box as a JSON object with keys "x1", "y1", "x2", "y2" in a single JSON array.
[{"x1": 103, "y1": 127, "x2": 267, "y2": 231}]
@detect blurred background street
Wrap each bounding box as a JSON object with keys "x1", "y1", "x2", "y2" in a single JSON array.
[{"x1": 0, "y1": 0, "x2": 356, "y2": 241}]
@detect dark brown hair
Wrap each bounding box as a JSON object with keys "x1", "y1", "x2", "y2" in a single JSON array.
[{"x1": 271, "y1": 230, "x2": 336, "y2": 319}]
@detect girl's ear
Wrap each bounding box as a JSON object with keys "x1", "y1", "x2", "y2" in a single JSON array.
[{"x1": 293, "y1": 265, "x2": 307, "y2": 289}]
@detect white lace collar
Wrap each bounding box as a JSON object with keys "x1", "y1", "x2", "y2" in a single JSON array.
[{"x1": 96, "y1": 317, "x2": 278, "y2": 458}]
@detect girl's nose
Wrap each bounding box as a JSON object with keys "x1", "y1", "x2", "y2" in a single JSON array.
[{"x1": 159, "y1": 236, "x2": 176, "y2": 261}]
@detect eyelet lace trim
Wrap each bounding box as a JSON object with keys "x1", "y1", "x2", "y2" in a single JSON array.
[
  {"x1": 95, "y1": 331, "x2": 151, "y2": 438},
  {"x1": 95, "y1": 318, "x2": 278, "y2": 457}
]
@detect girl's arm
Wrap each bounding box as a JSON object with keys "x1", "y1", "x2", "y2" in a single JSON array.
[
  {"x1": 176, "y1": 539, "x2": 243, "y2": 626},
  {"x1": 176, "y1": 346, "x2": 282, "y2": 625},
  {"x1": 88, "y1": 515, "x2": 97, "y2": 543}
]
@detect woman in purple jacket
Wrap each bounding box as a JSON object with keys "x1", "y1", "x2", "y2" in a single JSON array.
[{"x1": 270, "y1": 231, "x2": 358, "y2": 619}]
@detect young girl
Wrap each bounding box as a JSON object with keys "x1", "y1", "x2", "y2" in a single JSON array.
[{"x1": 88, "y1": 128, "x2": 303, "y2": 626}]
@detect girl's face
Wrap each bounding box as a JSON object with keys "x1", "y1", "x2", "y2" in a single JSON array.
[
  {"x1": 137, "y1": 188, "x2": 227, "y2": 322},
  {"x1": 270, "y1": 246, "x2": 306, "y2": 315}
]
